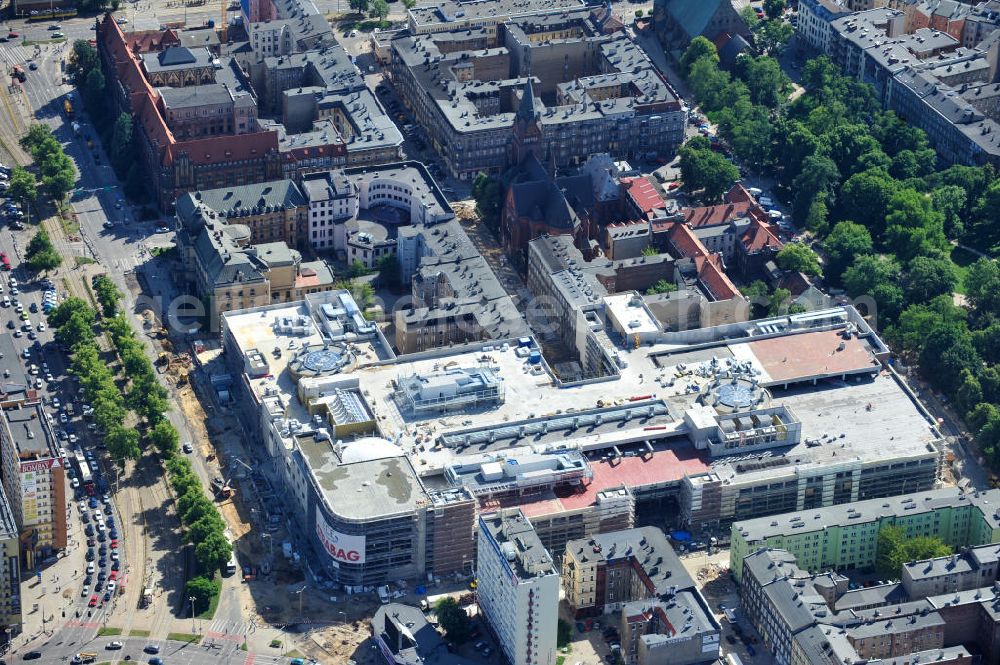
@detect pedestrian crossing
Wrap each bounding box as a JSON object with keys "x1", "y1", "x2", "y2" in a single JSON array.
[{"x1": 205, "y1": 618, "x2": 254, "y2": 637}]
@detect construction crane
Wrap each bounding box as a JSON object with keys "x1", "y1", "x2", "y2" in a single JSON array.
[{"x1": 219, "y1": 0, "x2": 227, "y2": 42}]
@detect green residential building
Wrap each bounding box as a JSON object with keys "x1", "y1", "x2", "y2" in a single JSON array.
[{"x1": 730, "y1": 487, "x2": 1000, "y2": 583}]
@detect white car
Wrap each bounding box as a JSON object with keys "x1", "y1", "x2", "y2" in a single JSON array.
[
  {"x1": 81, "y1": 586, "x2": 89, "y2": 597},
  {"x1": 71, "y1": 477, "x2": 79, "y2": 489},
  {"x1": 52, "y1": 397, "x2": 60, "y2": 409},
  {"x1": 107, "y1": 581, "x2": 116, "y2": 593},
  {"x1": 86, "y1": 562, "x2": 94, "y2": 574},
  {"x1": 37, "y1": 322, "x2": 45, "y2": 332},
  {"x1": 106, "y1": 641, "x2": 124, "y2": 650},
  {"x1": 79, "y1": 500, "x2": 87, "y2": 512},
  {"x1": 9, "y1": 277, "x2": 17, "y2": 287}
]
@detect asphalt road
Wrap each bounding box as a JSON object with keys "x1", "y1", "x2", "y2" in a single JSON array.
[{"x1": 25, "y1": 635, "x2": 298, "y2": 665}]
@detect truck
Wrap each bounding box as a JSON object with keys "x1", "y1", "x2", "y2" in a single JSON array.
[
  {"x1": 141, "y1": 587, "x2": 153, "y2": 608},
  {"x1": 71, "y1": 654, "x2": 96, "y2": 664},
  {"x1": 12, "y1": 65, "x2": 25, "y2": 83}
]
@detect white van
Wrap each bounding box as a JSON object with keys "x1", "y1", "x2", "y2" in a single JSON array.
[
  {"x1": 758, "y1": 196, "x2": 774, "y2": 208},
  {"x1": 747, "y1": 187, "x2": 763, "y2": 197}
]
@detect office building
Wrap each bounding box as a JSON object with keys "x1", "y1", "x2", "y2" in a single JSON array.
[
  {"x1": 0, "y1": 403, "x2": 66, "y2": 568},
  {"x1": 730, "y1": 488, "x2": 1000, "y2": 583},
  {"x1": 478, "y1": 509, "x2": 560, "y2": 665}
]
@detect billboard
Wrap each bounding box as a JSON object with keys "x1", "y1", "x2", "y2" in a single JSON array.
[
  {"x1": 315, "y1": 512, "x2": 365, "y2": 564},
  {"x1": 20, "y1": 458, "x2": 58, "y2": 474}
]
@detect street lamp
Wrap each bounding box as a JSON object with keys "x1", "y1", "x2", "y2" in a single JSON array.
[{"x1": 189, "y1": 595, "x2": 196, "y2": 632}]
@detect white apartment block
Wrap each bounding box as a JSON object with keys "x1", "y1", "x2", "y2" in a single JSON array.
[{"x1": 478, "y1": 509, "x2": 560, "y2": 665}]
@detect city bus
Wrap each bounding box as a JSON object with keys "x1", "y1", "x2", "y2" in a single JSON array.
[{"x1": 74, "y1": 450, "x2": 94, "y2": 495}]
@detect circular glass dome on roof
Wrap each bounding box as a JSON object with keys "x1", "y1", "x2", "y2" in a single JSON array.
[
  {"x1": 302, "y1": 349, "x2": 344, "y2": 373},
  {"x1": 700, "y1": 375, "x2": 770, "y2": 413},
  {"x1": 287, "y1": 343, "x2": 352, "y2": 379},
  {"x1": 716, "y1": 380, "x2": 757, "y2": 410}
]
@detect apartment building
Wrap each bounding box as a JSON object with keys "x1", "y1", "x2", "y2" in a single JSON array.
[
  {"x1": 902, "y1": 544, "x2": 1000, "y2": 599},
  {"x1": 825, "y1": 8, "x2": 1000, "y2": 167},
  {"x1": 396, "y1": 217, "x2": 528, "y2": 354},
  {"x1": 390, "y1": 10, "x2": 684, "y2": 181},
  {"x1": 0, "y1": 404, "x2": 66, "y2": 568},
  {"x1": 175, "y1": 193, "x2": 335, "y2": 327},
  {"x1": 730, "y1": 488, "x2": 1000, "y2": 583},
  {"x1": 0, "y1": 485, "x2": 21, "y2": 648},
  {"x1": 562, "y1": 527, "x2": 721, "y2": 665},
  {"x1": 478, "y1": 509, "x2": 560, "y2": 665},
  {"x1": 798, "y1": 0, "x2": 852, "y2": 52}
]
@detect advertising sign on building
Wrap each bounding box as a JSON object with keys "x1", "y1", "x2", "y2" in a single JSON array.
[
  {"x1": 316, "y1": 512, "x2": 366, "y2": 564},
  {"x1": 20, "y1": 458, "x2": 58, "y2": 474}
]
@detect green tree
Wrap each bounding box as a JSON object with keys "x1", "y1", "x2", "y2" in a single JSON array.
[
  {"x1": 931, "y1": 185, "x2": 968, "y2": 239},
  {"x1": 842, "y1": 254, "x2": 904, "y2": 323},
  {"x1": 803, "y1": 193, "x2": 830, "y2": 235},
  {"x1": 348, "y1": 0, "x2": 369, "y2": 12},
  {"x1": 471, "y1": 172, "x2": 501, "y2": 229},
  {"x1": 741, "y1": 56, "x2": 788, "y2": 107},
  {"x1": 838, "y1": 168, "x2": 899, "y2": 237},
  {"x1": 184, "y1": 576, "x2": 220, "y2": 615},
  {"x1": 739, "y1": 5, "x2": 760, "y2": 30},
  {"x1": 775, "y1": 121, "x2": 819, "y2": 186},
  {"x1": 106, "y1": 425, "x2": 141, "y2": 466},
  {"x1": 920, "y1": 323, "x2": 980, "y2": 395},
  {"x1": 889, "y1": 148, "x2": 937, "y2": 180},
  {"x1": 886, "y1": 295, "x2": 966, "y2": 359},
  {"x1": 25, "y1": 229, "x2": 62, "y2": 272},
  {"x1": 792, "y1": 154, "x2": 840, "y2": 220},
  {"x1": 369, "y1": 0, "x2": 389, "y2": 20},
  {"x1": 876, "y1": 525, "x2": 951, "y2": 578},
  {"x1": 973, "y1": 323, "x2": 1000, "y2": 365},
  {"x1": 194, "y1": 530, "x2": 233, "y2": 574},
  {"x1": 763, "y1": 0, "x2": 786, "y2": 19},
  {"x1": 7, "y1": 167, "x2": 37, "y2": 203},
  {"x1": 776, "y1": 243, "x2": 822, "y2": 276},
  {"x1": 679, "y1": 36, "x2": 718, "y2": 76},
  {"x1": 376, "y1": 253, "x2": 400, "y2": 289},
  {"x1": 188, "y1": 514, "x2": 226, "y2": 544},
  {"x1": 873, "y1": 112, "x2": 930, "y2": 156},
  {"x1": 646, "y1": 279, "x2": 677, "y2": 296},
  {"x1": 149, "y1": 419, "x2": 179, "y2": 455},
  {"x1": 967, "y1": 180, "x2": 1000, "y2": 252},
  {"x1": 678, "y1": 140, "x2": 739, "y2": 202},
  {"x1": 903, "y1": 255, "x2": 958, "y2": 304},
  {"x1": 182, "y1": 495, "x2": 217, "y2": 526},
  {"x1": 83, "y1": 68, "x2": 106, "y2": 115},
  {"x1": 93, "y1": 275, "x2": 122, "y2": 318},
  {"x1": 821, "y1": 124, "x2": 886, "y2": 178},
  {"x1": 50, "y1": 297, "x2": 96, "y2": 329},
  {"x1": 883, "y1": 189, "x2": 949, "y2": 262},
  {"x1": 434, "y1": 597, "x2": 470, "y2": 643},
  {"x1": 754, "y1": 19, "x2": 793, "y2": 54},
  {"x1": 965, "y1": 258, "x2": 1000, "y2": 317},
  {"x1": 68, "y1": 39, "x2": 100, "y2": 85},
  {"x1": 110, "y1": 113, "x2": 134, "y2": 174},
  {"x1": 823, "y1": 221, "x2": 873, "y2": 282},
  {"x1": 954, "y1": 369, "x2": 984, "y2": 417}
]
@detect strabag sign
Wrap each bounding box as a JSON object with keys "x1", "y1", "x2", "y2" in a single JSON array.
[{"x1": 316, "y1": 512, "x2": 366, "y2": 564}]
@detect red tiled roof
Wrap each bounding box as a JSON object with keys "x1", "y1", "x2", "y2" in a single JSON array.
[
  {"x1": 724, "y1": 182, "x2": 755, "y2": 204},
  {"x1": 680, "y1": 202, "x2": 752, "y2": 228},
  {"x1": 621, "y1": 176, "x2": 665, "y2": 216},
  {"x1": 741, "y1": 217, "x2": 783, "y2": 253},
  {"x1": 668, "y1": 224, "x2": 740, "y2": 300}
]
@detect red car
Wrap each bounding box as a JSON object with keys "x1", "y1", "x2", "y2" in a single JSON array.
[
  {"x1": 8, "y1": 32, "x2": 18, "y2": 39},
  {"x1": 0, "y1": 253, "x2": 10, "y2": 270},
  {"x1": 110, "y1": 539, "x2": 118, "y2": 549},
  {"x1": 109, "y1": 571, "x2": 117, "y2": 580},
  {"x1": 88, "y1": 594, "x2": 98, "y2": 607}
]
